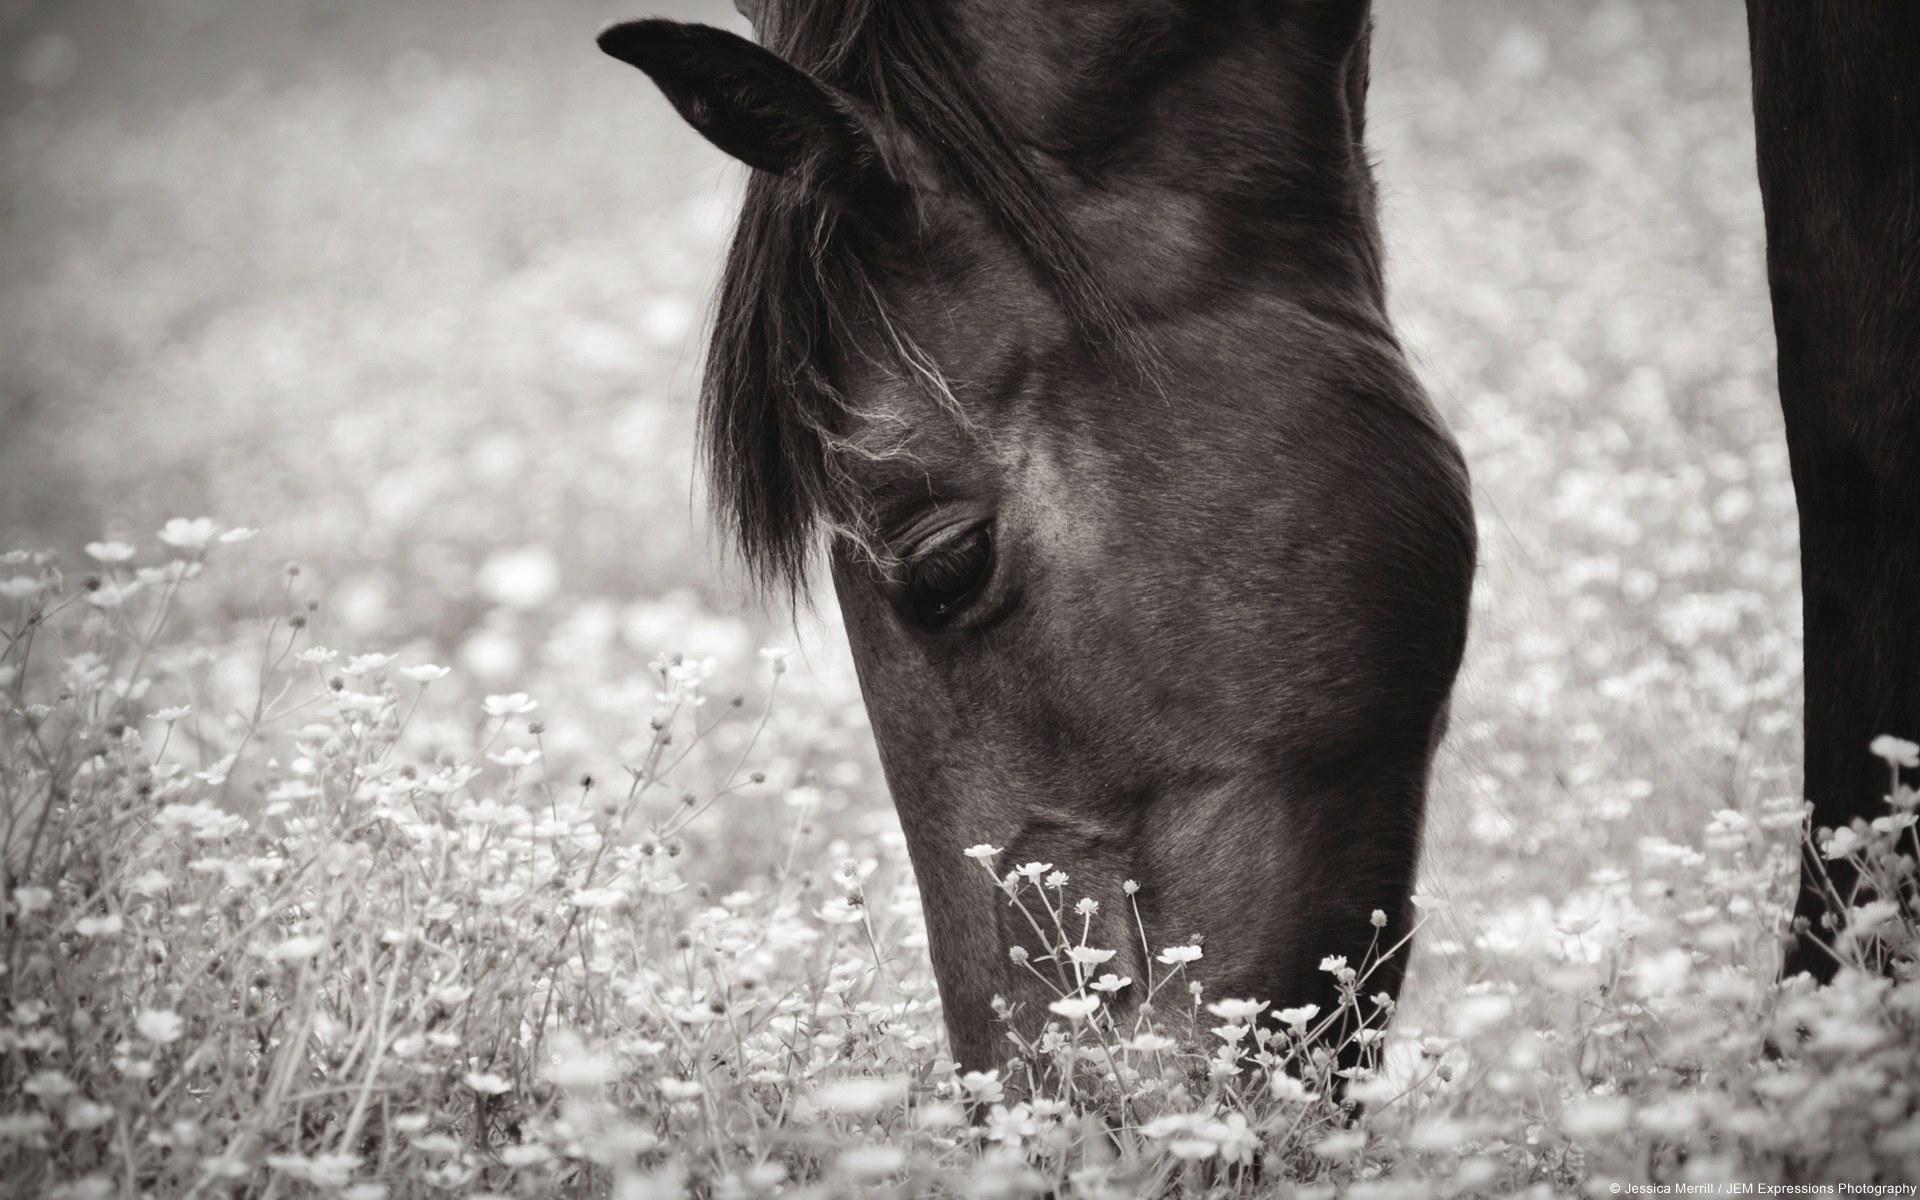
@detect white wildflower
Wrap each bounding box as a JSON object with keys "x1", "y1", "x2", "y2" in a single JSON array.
[
  {"x1": 1450, "y1": 992, "x2": 1514, "y2": 1036},
  {"x1": 1407, "y1": 1117, "x2": 1476, "y2": 1152},
  {"x1": 0, "y1": 1112, "x2": 56, "y2": 1140},
  {"x1": 1167, "y1": 1138, "x2": 1217, "y2": 1161},
  {"x1": 264, "y1": 1153, "x2": 361, "y2": 1189},
  {"x1": 499, "y1": 1142, "x2": 549, "y2": 1168},
  {"x1": 64, "y1": 1101, "x2": 114, "y2": 1131},
  {"x1": 1316, "y1": 1130, "x2": 1366, "y2": 1158},
  {"x1": 1274, "y1": 1003, "x2": 1320, "y2": 1030},
  {"x1": 269, "y1": 934, "x2": 327, "y2": 962},
  {"x1": 1847, "y1": 899, "x2": 1900, "y2": 936},
  {"x1": 1066, "y1": 946, "x2": 1116, "y2": 966},
  {"x1": 23, "y1": 1070, "x2": 75, "y2": 1099},
  {"x1": 157, "y1": 517, "x2": 219, "y2": 552},
  {"x1": 567, "y1": 887, "x2": 623, "y2": 910},
  {"x1": 815, "y1": 1076, "x2": 909, "y2": 1115},
  {"x1": 135, "y1": 1009, "x2": 185, "y2": 1045},
  {"x1": 1869, "y1": 734, "x2": 1920, "y2": 768},
  {"x1": 1206, "y1": 998, "x2": 1269, "y2": 1022},
  {"x1": 1822, "y1": 825, "x2": 1865, "y2": 860},
  {"x1": 12, "y1": 887, "x2": 53, "y2": 917},
  {"x1": 836, "y1": 1145, "x2": 905, "y2": 1181},
  {"x1": 1562, "y1": 1095, "x2": 1632, "y2": 1138},
  {"x1": 86, "y1": 541, "x2": 136, "y2": 563},
  {"x1": 477, "y1": 545, "x2": 560, "y2": 609},
  {"x1": 483, "y1": 692, "x2": 538, "y2": 717}
]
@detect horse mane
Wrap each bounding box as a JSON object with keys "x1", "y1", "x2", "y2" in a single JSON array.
[{"x1": 702, "y1": 0, "x2": 1139, "y2": 597}]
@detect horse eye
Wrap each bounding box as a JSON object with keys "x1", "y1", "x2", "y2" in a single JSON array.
[{"x1": 905, "y1": 524, "x2": 993, "y2": 628}]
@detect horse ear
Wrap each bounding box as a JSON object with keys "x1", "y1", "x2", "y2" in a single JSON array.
[{"x1": 598, "y1": 19, "x2": 919, "y2": 212}]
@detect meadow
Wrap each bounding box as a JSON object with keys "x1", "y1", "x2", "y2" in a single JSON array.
[{"x1": 2, "y1": 1, "x2": 1918, "y2": 1195}]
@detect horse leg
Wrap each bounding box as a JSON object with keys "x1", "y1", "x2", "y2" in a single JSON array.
[{"x1": 1745, "y1": 1, "x2": 1920, "y2": 980}]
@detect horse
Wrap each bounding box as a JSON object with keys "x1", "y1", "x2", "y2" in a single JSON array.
[
  {"x1": 597, "y1": 1, "x2": 1920, "y2": 1069},
  {"x1": 1745, "y1": 2, "x2": 1920, "y2": 980}
]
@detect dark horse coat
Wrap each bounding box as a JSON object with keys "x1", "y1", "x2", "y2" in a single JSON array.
[
  {"x1": 1746, "y1": 1, "x2": 1920, "y2": 980},
  {"x1": 602, "y1": 1, "x2": 1919, "y2": 1066}
]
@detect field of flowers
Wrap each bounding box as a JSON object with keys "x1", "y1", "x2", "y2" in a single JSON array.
[{"x1": 3, "y1": 1, "x2": 1918, "y2": 1196}]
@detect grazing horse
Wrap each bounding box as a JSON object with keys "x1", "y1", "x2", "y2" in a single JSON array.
[{"x1": 599, "y1": 1, "x2": 1918, "y2": 1067}]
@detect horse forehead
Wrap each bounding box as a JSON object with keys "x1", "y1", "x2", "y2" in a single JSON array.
[
  {"x1": 940, "y1": 0, "x2": 1186, "y2": 130},
  {"x1": 942, "y1": 0, "x2": 1180, "y2": 73},
  {"x1": 940, "y1": 0, "x2": 1066, "y2": 88}
]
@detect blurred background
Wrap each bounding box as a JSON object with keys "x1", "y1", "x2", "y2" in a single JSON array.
[{"x1": 0, "y1": 1, "x2": 1797, "y2": 990}]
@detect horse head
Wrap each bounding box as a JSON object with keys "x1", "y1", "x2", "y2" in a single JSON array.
[{"x1": 601, "y1": 0, "x2": 1475, "y2": 1070}]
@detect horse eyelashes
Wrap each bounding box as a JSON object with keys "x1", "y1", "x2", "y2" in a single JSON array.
[{"x1": 906, "y1": 524, "x2": 993, "y2": 626}]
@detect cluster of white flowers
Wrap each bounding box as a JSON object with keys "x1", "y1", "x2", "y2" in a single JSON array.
[{"x1": 4, "y1": 523, "x2": 1918, "y2": 1197}]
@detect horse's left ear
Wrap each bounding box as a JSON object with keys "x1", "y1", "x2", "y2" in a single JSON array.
[{"x1": 598, "y1": 19, "x2": 921, "y2": 213}]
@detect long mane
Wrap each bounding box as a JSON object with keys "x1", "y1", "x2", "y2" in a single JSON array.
[{"x1": 701, "y1": 0, "x2": 1134, "y2": 595}]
